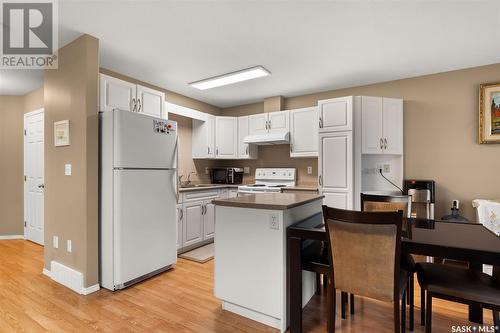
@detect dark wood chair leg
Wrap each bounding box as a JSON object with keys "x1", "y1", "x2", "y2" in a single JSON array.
[
  {"x1": 350, "y1": 294, "x2": 355, "y2": 315},
  {"x1": 493, "y1": 311, "x2": 499, "y2": 333},
  {"x1": 394, "y1": 298, "x2": 401, "y2": 333},
  {"x1": 420, "y1": 287, "x2": 426, "y2": 326},
  {"x1": 341, "y1": 292, "x2": 347, "y2": 319},
  {"x1": 401, "y1": 291, "x2": 406, "y2": 333},
  {"x1": 409, "y1": 275, "x2": 414, "y2": 331},
  {"x1": 326, "y1": 278, "x2": 335, "y2": 333},
  {"x1": 316, "y1": 273, "x2": 321, "y2": 295},
  {"x1": 425, "y1": 292, "x2": 432, "y2": 333}
]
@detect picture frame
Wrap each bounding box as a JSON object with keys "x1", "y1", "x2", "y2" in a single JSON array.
[
  {"x1": 479, "y1": 82, "x2": 500, "y2": 144},
  {"x1": 54, "y1": 120, "x2": 70, "y2": 147}
]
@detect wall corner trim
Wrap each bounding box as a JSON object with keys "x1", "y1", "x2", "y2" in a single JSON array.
[
  {"x1": 46, "y1": 261, "x2": 100, "y2": 295},
  {"x1": 0, "y1": 235, "x2": 24, "y2": 240}
]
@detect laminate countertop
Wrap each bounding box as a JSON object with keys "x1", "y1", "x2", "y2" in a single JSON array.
[{"x1": 212, "y1": 193, "x2": 324, "y2": 210}]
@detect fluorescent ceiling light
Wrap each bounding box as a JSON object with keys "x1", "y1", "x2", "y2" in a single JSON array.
[{"x1": 189, "y1": 66, "x2": 270, "y2": 90}]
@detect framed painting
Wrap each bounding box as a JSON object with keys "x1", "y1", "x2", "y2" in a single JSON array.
[
  {"x1": 479, "y1": 82, "x2": 500, "y2": 144},
  {"x1": 54, "y1": 120, "x2": 70, "y2": 147}
]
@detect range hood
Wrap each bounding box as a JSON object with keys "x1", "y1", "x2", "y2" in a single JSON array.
[{"x1": 243, "y1": 131, "x2": 290, "y2": 145}]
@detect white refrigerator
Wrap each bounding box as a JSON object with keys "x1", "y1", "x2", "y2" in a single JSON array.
[{"x1": 100, "y1": 110, "x2": 178, "y2": 291}]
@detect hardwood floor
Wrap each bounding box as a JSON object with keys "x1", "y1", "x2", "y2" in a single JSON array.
[{"x1": 0, "y1": 240, "x2": 494, "y2": 332}]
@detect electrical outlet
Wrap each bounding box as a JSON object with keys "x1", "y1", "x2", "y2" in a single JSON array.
[
  {"x1": 383, "y1": 164, "x2": 391, "y2": 173},
  {"x1": 205, "y1": 167, "x2": 209, "y2": 175},
  {"x1": 64, "y1": 164, "x2": 72, "y2": 176},
  {"x1": 376, "y1": 164, "x2": 383, "y2": 172},
  {"x1": 67, "y1": 240, "x2": 72, "y2": 253},
  {"x1": 269, "y1": 213, "x2": 280, "y2": 230},
  {"x1": 244, "y1": 167, "x2": 250, "y2": 174},
  {"x1": 53, "y1": 236, "x2": 59, "y2": 249},
  {"x1": 307, "y1": 166, "x2": 313, "y2": 175}
]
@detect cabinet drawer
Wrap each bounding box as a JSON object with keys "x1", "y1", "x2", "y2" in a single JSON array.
[{"x1": 183, "y1": 190, "x2": 220, "y2": 202}]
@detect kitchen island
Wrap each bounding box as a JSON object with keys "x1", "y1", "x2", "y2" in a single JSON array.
[{"x1": 213, "y1": 193, "x2": 324, "y2": 332}]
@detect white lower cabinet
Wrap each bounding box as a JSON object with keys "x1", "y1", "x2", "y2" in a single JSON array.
[
  {"x1": 203, "y1": 201, "x2": 215, "y2": 240},
  {"x1": 322, "y1": 191, "x2": 351, "y2": 210},
  {"x1": 183, "y1": 201, "x2": 204, "y2": 247},
  {"x1": 177, "y1": 204, "x2": 183, "y2": 249}
]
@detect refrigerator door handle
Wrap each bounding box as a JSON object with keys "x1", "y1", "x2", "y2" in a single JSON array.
[{"x1": 174, "y1": 136, "x2": 179, "y2": 202}]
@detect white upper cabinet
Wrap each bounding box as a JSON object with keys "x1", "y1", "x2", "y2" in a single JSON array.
[
  {"x1": 249, "y1": 113, "x2": 269, "y2": 135},
  {"x1": 136, "y1": 85, "x2": 164, "y2": 118},
  {"x1": 248, "y1": 111, "x2": 290, "y2": 135},
  {"x1": 361, "y1": 96, "x2": 403, "y2": 155},
  {"x1": 268, "y1": 110, "x2": 290, "y2": 133},
  {"x1": 318, "y1": 96, "x2": 353, "y2": 132},
  {"x1": 100, "y1": 74, "x2": 137, "y2": 112},
  {"x1": 192, "y1": 115, "x2": 215, "y2": 159},
  {"x1": 237, "y1": 116, "x2": 258, "y2": 159},
  {"x1": 382, "y1": 98, "x2": 403, "y2": 155},
  {"x1": 215, "y1": 116, "x2": 238, "y2": 159},
  {"x1": 100, "y1": 74, "x2": 165, "y2": 118},
  {"x1": 361, "y1": 96, "x2": 384, "y2": 154},
  {"x1": 290, "y1": 107, "x2": 318, "y2": 157}
]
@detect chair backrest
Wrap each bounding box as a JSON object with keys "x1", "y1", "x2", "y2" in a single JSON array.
[
  {"x1": 361, "y1": 193, "x2": 411, "y2": 218},
  {"x1": 322, "y1": 206, "x2": 403, "y2": 303},
  {"x1": 494, "y1": 266, "x2": 500, "y2": 284}
]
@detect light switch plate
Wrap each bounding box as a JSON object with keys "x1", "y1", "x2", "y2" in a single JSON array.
[
  {"x1": 307, "y1": 166, "x2": 313, "y2": 175},
  {"x1": 244, "y1": 167, "x2": 250, "y2": 174},
  {"x1": 205, "y1": 167, "x2": 209, "y2": 175},
  {"x1": 53, "y1": 236, "x2": 59, "y2": 249},
  {"x1": 64, "y1": 164, "x2": 72, "y2": 176},
  {"x1": 67, "y1": 240, "x2": 72, "y2": 253}
]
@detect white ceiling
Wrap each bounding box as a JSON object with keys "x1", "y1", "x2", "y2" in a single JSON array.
[{"x1": 2, "y1": 0, "x2": 500, "y2": 107}]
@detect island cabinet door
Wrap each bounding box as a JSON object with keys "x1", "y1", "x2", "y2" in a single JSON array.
[
  {"x1": 183, "y1": 201, "x2": 203, "y2": 247},
  {"x1": 203, "y1": 201, "x2": 215, "y2": 240}
]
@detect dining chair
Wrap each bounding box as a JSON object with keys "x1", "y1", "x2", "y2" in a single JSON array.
[
  {"x1": 360, "y1": 193, "x2": 415, "y2": 331},
  {"x1": 322, "y1": 206, "x2": 409, "y2": 333},
  {"x1": 417, "y1": 263, "x2": 500, "y2": 333}
]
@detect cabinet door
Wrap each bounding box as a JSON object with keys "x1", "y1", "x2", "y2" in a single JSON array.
[
  {"x1": 177, "y1": 204, "x2": 183, "y2": 250},
  {"x1": 382, "y1": 98, "x2": 403, "y2": 155},
  {"x1": 137, "y1": 85, "x2": 164, "y2": 118},
  {"x1": 100, "y1": 74, "x2": 137, "y2": 112},
  {"x1": 192, "y1": 116, "x2": 215, "y2": 158},
  {"x1": 238, "y1": 116, "x2": 250, "y2": 158},
  {"x1": 361, "y1": 96, "x2": 384, "y2": 154},
  {"x1": 248, "y1": 113, "x2": 269, "y2": 135},
  {"x1": 290, "y1": 107, "x2": 318, "y2": 157},
  {"x1": 318, "y1": 96, "x2": 353, "y2": 132},
  {"x1": 319, "y1": 131, "x2": 353, "y2": 193},
  {"x1": 268, "y1": 111, "x2": 289, "y2": 133},
  {"x1": 183, "y1": 201, "x2": 203, "y2": 247},
  {"x1": 203, "y1": 201, "x2": 215, "y2": 240},
  {"x1": 215, "y1": 117, "x2": 238, "y2": 159},
  {"x1": 228, "y1": 189, "x2": 238, "y2": 198},
  {"x1": 207, "y1": 116, "x2": 216, "y2": 158},
  {"x1": 322, "y1": 191, "x2": 352, "y2": 210}
]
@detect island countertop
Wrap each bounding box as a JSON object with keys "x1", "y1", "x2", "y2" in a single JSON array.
[{"x1": 212, "y1": 192, "x2": 324, "y2": 210}]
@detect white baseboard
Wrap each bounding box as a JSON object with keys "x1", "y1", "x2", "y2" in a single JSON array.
[
  {"x1": 222, "y1": 301, "x2": 282, "y2": 331},
  {"x1": 0, "y1": 235, "x2": 24, "y2": 240},
  {"x1": 43, "y1": 261, "x2": 100, "y2": 295}
]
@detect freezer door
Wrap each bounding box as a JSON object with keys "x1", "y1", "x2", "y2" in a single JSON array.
[
  {"x1": 113, "y1": 110, "x2": 177, "y2": 168},
  {"x1": 113, "y1": 169, "x2": 177, "y2": 287}
]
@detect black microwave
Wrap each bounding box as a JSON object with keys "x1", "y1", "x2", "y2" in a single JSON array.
[{"x1": 211, "y1": 168, "x2": 244, "y2": 184}]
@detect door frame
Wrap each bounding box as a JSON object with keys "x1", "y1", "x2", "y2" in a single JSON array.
[{"x1": 23, "y1": 108, "x2": 44, "y2": 244}]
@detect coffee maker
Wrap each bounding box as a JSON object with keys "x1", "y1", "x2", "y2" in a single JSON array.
[{"x1": 404, "y1": 180, "x2": 435, "y2": 219}]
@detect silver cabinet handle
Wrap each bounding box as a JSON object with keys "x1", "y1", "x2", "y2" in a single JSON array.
[
  {"x1": 265, "y1": 120, "x2": 269, "y2": 130},
  {"x1": 290, "y1": 144, "x2": 293, "y2": 153},
  {"x1": 380, "y1": 138, "x2": 384, "y2": 150},
  {"x1": 137, "y1": 99, "x2": 142, "y2": 112},
  {"x1": 246, "y1": 145, "x2": 249, "y2": 155},
  {"x1": 384, "y1": 138, "x2": 388, "y2": 150},
  {"x1": 178, "y1": 208, "x2": 183, "y2": 220},
  {"x1": 319, "y1": 175, "x2": 323, "y2": 186},
  {"x1": 207, "y1": 146, "x2": 210, "y2": 154},
  {"x1": 268, "y1": 120, "x2": 271, "y2": 130},
  {"x1": 131, "y1": 98, "x2": 136, "y2": 112},
  {"x1": 319, "y1": 117, "x2": 323, "y2": 128},
  {"x1": 202, "y1": 204, "x2": 206, "y2": 215},
  {"x1": 216, "y1": 147, "x2": 219, "y2": 156}
]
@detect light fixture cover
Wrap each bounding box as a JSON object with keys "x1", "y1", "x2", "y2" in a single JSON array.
[{"x1": 189, "y1": 66, "x2": 270, "y2": 90}]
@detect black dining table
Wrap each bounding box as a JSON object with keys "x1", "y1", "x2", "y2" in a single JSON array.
[{"x1": 287, "y1": 214, "x2": 500, "y2": 333}]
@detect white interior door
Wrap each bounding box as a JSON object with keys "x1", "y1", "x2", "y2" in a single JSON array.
[{"x1": 24, "y1": 109, "x2": 44, "y2": 245}]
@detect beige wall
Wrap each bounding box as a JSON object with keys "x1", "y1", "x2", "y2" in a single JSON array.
[
  {"x1": 0, "y1": 88, "x2": 44, "y2": 236},
  {"x1": 222, "y1": 63, "x2": 500, "y2": 220},
  {"x1": 99, "y1": 68, "x2": 220, "y2": 183},
  {"x1": 43, "y1": 35, "x2": 99, "y2": 287}
]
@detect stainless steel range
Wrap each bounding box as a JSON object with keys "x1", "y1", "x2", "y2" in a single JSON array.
[{"x1": 238, "y1": 168, "x2": 296, "y2": 194}]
